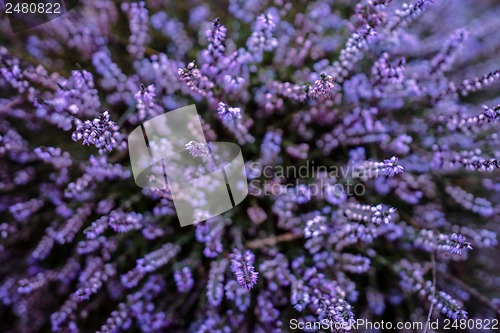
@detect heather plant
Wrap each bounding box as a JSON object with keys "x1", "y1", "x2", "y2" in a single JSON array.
[{"x1": 0, "y1": 0, "x2": 500, "y2": 332}]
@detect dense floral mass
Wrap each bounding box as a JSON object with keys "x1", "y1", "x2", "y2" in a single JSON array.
[{"x1": 0, "y1": 0, "x2": 499, "y2": 332}]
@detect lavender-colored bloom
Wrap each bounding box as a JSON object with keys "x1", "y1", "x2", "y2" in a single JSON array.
[
  {"x1": 370, "y1": 205, "x2": 397, "y2": 225},
  {"x1": 225, "y1": 280, "x2": 251, "y2": 311},
  {"x1": 399, "y1": 259, "x2": 468, "y2": 320},
  {"x1": 85, "y1": 155, "x2": 131, "y2": 181},
  {"x1": 74, "y1": 258, "x2": 116, "y2": 301},
  {"x1": 441, "y1": 69, "x2": 500, "y2": 99},
  {"x1": 185, "y1": 140, "x2": 210, "y2": 158},
  {"x1": 230, "y1": 249, "x2": 259, "y2": 290},
  {"x1": 92, "y1": 49, "x2": 137, "y2": 104},
  {"x1": 329, "y1": 25, "x2": 377, "y2": 82},
  {"x1": 207, "y1": 259, "x2": 227, "y2": 306},
  {"x1": 49, "y1": 204, "x2": 92, "y2": 244},
  {"x1": 217, "y1": 101, "x2": 241, "y2": 122},
  {"x1": 388, "y1": 0, "x2": 435, "y2": 31},
  {"x1": 121, "y1": 243, "x2": 180, "y2": 288},
  {"x1": 216, "y1": 101, "x2": 254, "y2": 144},
  {"x1": 445, "y1": 185, "x2": 494, "y2": 217},
  {"x1": 72, "y1": 111, "x2": 123, "y2": 153},
  {"x1": 259, "y1": 252, "x2": 292, "y2": 291},
  {"x1": 308, "y1": 73, "x2": 335, "y2": 98},
  {"x1": 2, "y1": 1, "x2": 500, "y2": 331},
  {"x1": 134, "y1": 84, "x2": 162, "y2": 122},
  {"x1": 430, "y1": 29, "x2": 468, "y2": 74},
  {"x1": 433, "y1": 147, "x2": 500, "y2": 173},
  {"x1": 255, "y1": 291, "x2": 281, "y2": 328},
  {"x1": 84, "y1": 216, "x2": 109, "y2": 239},
  {"x1": 54, "y1": 69, "x2": 101, "y2": 117},
  {"x1": 354, "y1": 156, "x2": 404, "y2": 179},
  {"x1": 247, "y1": 205, "x2": 267, "y2": 224},
  {"x1": 31, "y1": 235, "x2": 55, "y2": 261},
  {"x1": 200, "y1": 18, "x2": 227, "y2": 77},
  {"x1": 18, "y1": 271, "x2": 54, "y2": 295},
  {"x1": 9, "y1": 198, "x2": 44, "y2": 222},
  {"x1": 108, "y1": 210, "x2": 143, "y2": 233},
  {"x1": 383, "y1": 156, "x2": 405, "y2": 177},
  {"x1": 150, "y1": 12, "x2": 192, "y2": 58},
  {"x1": 178, "y1": 61, "x2": 215, "y2": 99},
  {"x1": 195, "y1": 217, "x2": 225, "y2": 258},
  {"x1": 343, "y1": 201, "x2": 397, "y2": 225},
  {"x1": 34, "y1": 147, "x2": 72, "y2": 169},
  {"x1": 247, "y1": 14, "x2": 278, "y2": 62},
  {"x1": 121, "y1": 2, "x2": 150, "y2": 59},
  {"x1": 414, "y1": 229, "x2": 473, "y2": 256},
  {"x1": 438, "y1": 233, "x2": 473, "y2": 255},
  {"x1": 372, "y1": 53, "x2": 406, "y2": 85},
  {"x1": 174, "y1": 267, "x2": 194, "y2": 293},
  {"x1": 304, "y1": 215, "x2": 327, "y2": 238},
  {"x1": 259, "y1": 129, "x2": 282, "y2": 165},
  {"x1": 341, "y1": 253, "x2": 371, "y2": 274},
  {"x1": 291, "y1": 279, "x2": 311, "y2": 311}
]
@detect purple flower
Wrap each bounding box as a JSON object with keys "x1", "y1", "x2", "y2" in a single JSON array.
[
  {"x1": 195, "y1": 217, "x2": 225, "y2": 258},
  {"x1": 304, "y1": 215, "x2": 327, "y2": 238},
  {"x1": 1, "y1": 0, "x2": 500, "y2": 330},
  {"x1": 178, "y1": 61, "x2": 215, "y2": 99},
  {"x1": 225, "y1": 280, "x2": 251, "y2": 311},
  {"x1": 230, "y1": 249, "x2": 258, "y2": 290},
  {"x1": 121, "y1": 243, "x2": 180, "y2": 288},
  {"x1": 371, "y1": 205, "x2": 397, "y2": 225},
  {"x1": 217, "y1": 101, "x2": 241, "y2": 122},
  {"x1": 200, "y1": 18, "x2": 227, "y2": 77},
  {"x1": 72, "y1": 111, "x2": 123, "y2": 153},
  {"x1": 174, "y1": 267, "x2": 194, "y2": 293},
  {"x1": 121, "y1": 1, "x2": 150, "y2": 59},
  {"x1": 383, "y1": 156, "x2": 405, "y2": 177},
  {"x1": 207, "y1": 259, "x2": 227, "y2": 306},
  {"x1": 438, "y1": 233, "x2": 473, "y2": 255},
  {"x1": 247, "y1": 13, "x2": 278, "y2": 61},
  {"x1": 185, "y1": 140, "x2": 210, "y2": 158},
  {"x1": 308, "y1": 73, "x2": 335, "y2": 98},
  {"x1": 134, "y1": 84, "x2": 161, "y2": 122}
]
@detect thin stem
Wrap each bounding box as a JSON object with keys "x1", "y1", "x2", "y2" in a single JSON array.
[
  {"x1": 117, "y1": 103, "x2": 136, "y2": 127},
  {"x1": 423, "y1": 251, "x2": 436, "y2": 333},
  {"x1": 0, "y1": 97, "x2": 22, "y2": 113}
]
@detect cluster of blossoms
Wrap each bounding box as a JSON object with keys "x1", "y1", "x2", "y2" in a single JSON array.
[
  {"x1": 72, "y1": 111, "x2": 125, "y2": 153},
  {"x1": 185, "y1": 141, "x2": 210, "y2": 158},
  {"x1": 1, "y1": 0, "x2": 500, "y2": 332},
  {"x1": 230, "y1": 249, "x2": 259, "y2": 290}
]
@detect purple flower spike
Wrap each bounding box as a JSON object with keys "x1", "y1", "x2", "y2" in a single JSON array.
[
  {"x1": 230, "y1": 249, "x2": 258, "y2": 290},
  {"x1": 174, "y1": 267, "x2": 194, "y2": 293},
  {"x1": 217, "y1": 101, "x2": 241, "y2": 121},
  {"x1": 384, "y1": 156, "x2": 404, "y2": 177},
  {"x1": 309, "y1": 73, "x2": 335, "y2": 98},
  {"x1": 2, "y1": 0, "x2": 500, "y2": 330},
  {"x1": 72, "y1": 111, "x2": 124, "y2": 153},
  {"x1": 185, "y1": 141, "x2": 210, "y2": 158}
]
